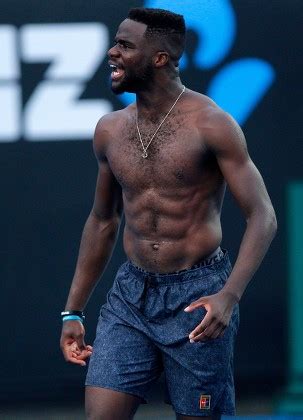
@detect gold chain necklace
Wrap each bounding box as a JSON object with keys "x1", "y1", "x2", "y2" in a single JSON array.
[{"x1": 136, "y1": 85, "x2": 185, "y2": 159}]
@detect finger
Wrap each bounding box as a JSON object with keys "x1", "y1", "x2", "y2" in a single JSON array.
[
  {"x1": 188, "y1": 312, "x2": 213, "y2": 340},
  {"x1": 62, "y1": 340, "x2": 85, "y2": 360},
  {"x1": 189, "y1": 322, "x2": 210, "y2": 342},
  {"x1": 184, "y1": 298, "x2": 207, "y2": 313},
  {"x1": 203, "y1": 323, "x2": 228, "y2": 341},
  {"x1": 63, "y1": 348, "x2": 87, "y2": 366},
  {"x1": 190, "y1": 324, "x2": 215, "y2": 342},
  {"x1": 72, "y1": 342, "x2": 92, "y2": 355},
  {"x1": 198, "y1": 309, "x2": 215, "y2": 331},
  {"x1": 71, "y1": 342, "x2": 81, "y2": 355},
  {"x1": 194, "y1": 325, "x2": 222, "y2": 342},
  {"x1": 68, "y1": 355, "x2": 87, "y2": 366},
  {"x1": 199, "y1": 315, "x2": 229, "y2": 339},
  {"x1": 72, "y1": 349, "x2": 92, "y2": 361}
]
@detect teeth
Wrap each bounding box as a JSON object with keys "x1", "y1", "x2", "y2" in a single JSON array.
[{"x1": 110, "y1": 64, "x2": 117, "y2": 70}]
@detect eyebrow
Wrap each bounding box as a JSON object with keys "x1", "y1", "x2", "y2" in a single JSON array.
[{"x1": 114, "y1": 37, "x2": 136, "y2": 47}]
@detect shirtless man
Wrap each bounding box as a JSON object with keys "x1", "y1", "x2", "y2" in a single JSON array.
[{"x1": 60, "y1": 8, "x2": 277, "y2": 420}]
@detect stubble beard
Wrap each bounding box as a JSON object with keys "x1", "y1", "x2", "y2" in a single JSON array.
[{"x1": 111, "y1": 61, "x2": 154, "y2": 95}]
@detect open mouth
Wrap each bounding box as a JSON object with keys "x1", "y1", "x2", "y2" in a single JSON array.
[{"x1": 110, "y1": 64, "x2": 125, "y2": 81}]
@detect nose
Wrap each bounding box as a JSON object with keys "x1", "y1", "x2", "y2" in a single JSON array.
[{"x1": 107, "y1": 44, "x2": 120, "y2": 59}]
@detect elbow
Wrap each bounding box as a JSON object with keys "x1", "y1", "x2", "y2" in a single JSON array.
[
  {"x1": 248, "y1": 203, "x2": 277, "y2": 239},
  {"x1": 270, "y1": 208, "x2": 278, "y2": 239},
  {"x1": 265, "y1": 204, "x2": 278, "y2": 240},
  {"x1": 90, "y1": 211, "x2": 121, "y2": 239},
  {"x1": 100, "y1": 217, "x2": 121, "y2": 243}
]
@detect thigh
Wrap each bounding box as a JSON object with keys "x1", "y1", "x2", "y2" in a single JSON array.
[
  {"x1": 85, "y1": 386, "x2": 142, "y2": 420},
  {"x1": 162, "y1": 305, "x2": 239, "y2": 417},
  {"x1": 85, "y1": 309, "x2": 162, "y2": 401}
]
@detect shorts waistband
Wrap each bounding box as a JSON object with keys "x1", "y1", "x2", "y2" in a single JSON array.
[{"x1": 126, "y1": 248, "x2": 228, "y2": 284}]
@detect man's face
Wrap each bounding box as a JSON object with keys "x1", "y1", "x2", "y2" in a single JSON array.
[{"x1": 107, "y1": 19, "x2": 155, "y2": 94}]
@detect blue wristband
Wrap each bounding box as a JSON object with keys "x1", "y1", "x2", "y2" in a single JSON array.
[{"x1": 62, "y1": 315, "x2": 83, "y2": 323}]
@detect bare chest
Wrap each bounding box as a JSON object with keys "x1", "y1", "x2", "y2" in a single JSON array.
[{"x1": 106, "y1": 116, "x2": 214, "y2": 191}]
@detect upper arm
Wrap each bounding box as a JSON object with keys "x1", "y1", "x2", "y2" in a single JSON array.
[
  {"x1": 204, "y1": 110, "x2": 273, "y2": 218},
  {"x1": 91, "y1": 117, "x2": 123, "y2": 221}
]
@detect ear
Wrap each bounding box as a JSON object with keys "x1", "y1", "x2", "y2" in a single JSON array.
[{"x1": 153, "y1": 51, "x2": 169, "y2": 68}]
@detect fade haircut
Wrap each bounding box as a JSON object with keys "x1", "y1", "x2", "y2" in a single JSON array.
[{"x1": 128, "y1": 8, "x2": 186, "y2": 64}]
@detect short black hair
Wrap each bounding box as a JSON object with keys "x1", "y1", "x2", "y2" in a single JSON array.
[{"x1": 128, "y1": 7, "x2": 186, "y2": 63}]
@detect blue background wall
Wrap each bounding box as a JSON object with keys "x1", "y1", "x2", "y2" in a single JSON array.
[{"x1": 1, "y1": 0, "x2": 302, "y2": 403}]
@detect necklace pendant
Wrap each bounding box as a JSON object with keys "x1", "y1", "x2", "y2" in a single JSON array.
[{"x1": 136, "y1": 85, "x2": 185, "y2": 161}]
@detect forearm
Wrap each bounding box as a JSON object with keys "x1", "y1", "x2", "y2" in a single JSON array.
[
  {"x1": 64, "y1": 211, "x2": 121, "y2": 311},
  {"x1": 222, "y1": 204, "x2": 277, "y2": 302}
]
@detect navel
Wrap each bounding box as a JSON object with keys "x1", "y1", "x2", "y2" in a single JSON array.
[{"x1": 152, "y1": 243, "x2": 160, "y2": 250}]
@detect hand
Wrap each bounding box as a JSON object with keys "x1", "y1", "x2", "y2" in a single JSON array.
[
  {"x1": 184, "y1": 290, "x2": 237, "y2": 342},
  {"x1": 60, "y1": 321, "x2": 93, "y2": 366}
]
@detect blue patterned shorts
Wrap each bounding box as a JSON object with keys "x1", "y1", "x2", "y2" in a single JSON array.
[{"x1": 86, "y1": 249, "x2": 239, "y2": 417}]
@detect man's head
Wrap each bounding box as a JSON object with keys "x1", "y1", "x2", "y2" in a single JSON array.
[
  {"x1": 108, "y1": 8, "x2": 186, "y2": 94},
  {"x1": 128, "y1": 8, "x2": 186, "y2": 65}
]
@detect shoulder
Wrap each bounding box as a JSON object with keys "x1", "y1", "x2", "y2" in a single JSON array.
[
  {"x1": 184, "y1": 89, "x2": 247, "y2": 155},
  {"x1": 93, "y1": 103, "x2": 136, "y2": 159},
  {"x1": 94, "y1": 103, "x2": 135, "y2": 139}
]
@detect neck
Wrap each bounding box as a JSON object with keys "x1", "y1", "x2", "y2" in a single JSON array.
[{"x1": 135, "y1": 78, "x2": 184, "y2": 117}]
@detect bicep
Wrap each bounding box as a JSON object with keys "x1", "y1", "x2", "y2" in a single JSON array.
[
  {"x1": 207, "y1": 112, "x2": 272, "y2": 217},
  {"x1": 219, "y1": 155, "x2": 271, "y2": 218},
  {"x1": 91, "y1": 116, "x2": 123, "y2": 220}
]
